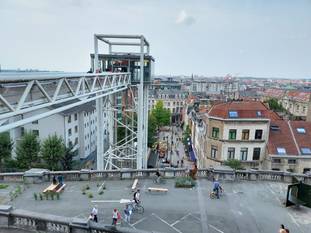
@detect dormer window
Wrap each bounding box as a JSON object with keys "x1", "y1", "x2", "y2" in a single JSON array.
[
  {"x1": 228, "y1": 111, "x2": 238, "y2": 118},
  {"x1": 277, "y1": 147, "x2": 286, "y2": 155},
  {"x1": 301, "y1": 147, "x2": 311, "y2": 155},
  {"x1": 256, "y1": 111, "x2": 262, "y2": 117},
  {"x1": 270, "y1": 125, "x2": 280, "y2": 131},
  {"x1": 297, "y1": 128, "x2": 306, "y2": 134}
]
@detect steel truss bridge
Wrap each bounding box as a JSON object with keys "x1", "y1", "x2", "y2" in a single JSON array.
[{"x1": 0, "y1": 34, "x2": 150, "y2": 170}]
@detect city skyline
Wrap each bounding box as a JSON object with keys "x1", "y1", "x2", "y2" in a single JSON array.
[{"x1": 0, "y1": 0, "x2": 310, "y2": 79}]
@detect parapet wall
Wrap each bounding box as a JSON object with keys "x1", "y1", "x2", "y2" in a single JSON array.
[
  {"x1": 0, "y1": 205, "x2": 148, "y2": 233},
  {"x1": 0, "y1": 168, "x2": 310, "y2": 185}
]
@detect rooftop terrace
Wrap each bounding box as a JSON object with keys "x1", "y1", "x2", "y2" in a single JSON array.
[{"x1": 0, "y1": 169, "x2": 311, "y2": 233}]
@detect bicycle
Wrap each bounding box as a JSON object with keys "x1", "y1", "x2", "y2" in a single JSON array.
[
  {"x1": 209, "y1": 188, "x2": 224, "y2": 199},
  {"x1": 129, "y1": 201, "x2": 144, "y2": 214}
]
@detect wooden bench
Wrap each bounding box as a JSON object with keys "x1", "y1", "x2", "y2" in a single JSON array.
[
  {"x1": 56, "y1": 183, "x2": 66, "y2": 193},
  {"x1": 131, "y1": 179, "x2": 138, "y2": 191},
  {"x1": 43, "y1": 183, "x2": 59, "y2": 193},
  {"x1": 148, "y1": 187, "x2": 168, "y2": 193}
]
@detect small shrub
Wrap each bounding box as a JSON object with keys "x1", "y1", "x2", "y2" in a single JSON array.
[
  {"x1": 96, "y1": 183, "x2": 100, "y2": 187},
  {"x1": 102, "y1": 184, "x2": 106, "y2": 190},
  {"x1": 33, "y1": 193, "x2": 37, "y2": 200},
  {"x1": 98, "y1": 190, "x2": 104, "y2": 195},
  {"x1": 0, "y1": 184, "x2": 9, "y2": 189},
  {"x1": 82, "y1": 190, "x2": 86, "y2": 195},
  {"x1": 16, "y1": 185, "x2": 22, "y2": 194},
  {"x1": 175, "y1": 176, "x2": 196, "y2": 188},
  {"x1": 39, "y1": 193, "x2": 43, "y2": 200},
  {"x1": 85, "y1": 185, "x2": 90, "y2": 190},
  {"x1": 56, "y1": 193, "x2": 60, "y2": 200},
  {"x1": 88, "y1": 192, "x2": 93, "y2": 198}
]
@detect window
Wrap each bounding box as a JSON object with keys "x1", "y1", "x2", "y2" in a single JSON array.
[
  {"x1": 242, "y1": 130, "x2": 249, "y2": 140},
  {"x1": 32, "y1": 120, "x2": 38, "y2": 124},
  {"x1": 69, "y1": 141, "x2": 73, "y2": 148},
  {"x1": 75, "y1": 137, "x2": 78, "y2": 145},
  {"x1": 253, "y1": 148, "x2": 261, "y2": 160},
  {"x1": 211, "y1": 146, "x2": 217, "y2": 158},
  {"x1": 297, "y1": 128, "x2": 306, "y2": 134},
  {"x1": 272, "y1": 158, "x2": 281, "y2": 164},
  {"x1": 228, "y1": 111, "x2": 238, "y2": 118},
  {"x1": 229, "y1": 129, "x2": 237, "y2": 140},
  {"x1": 270, "y1": 125, "x2": 280, "y2": 131},
  {"x1": 288, "y1": 159, "x2": 296, "y2": 164},
  {"x1": 68, "y1": 128, "x2": 72, "y2": 136},
  {"x1": 256, "y1": 111, "x2": 262, "y2": 117},
  {"x1": 255, "y1": 130, "x2": 263, "y2": 140},
  {"x1": 301, "y1": 147, "x2": 311, "y2": 155},
  {"x1": 32, "y1": 130, "x2": 39, "y2": 136},
  {"x1": 21, "y1": 127, "x2": 25, "y2": 136},
  {"x1": 303, "y1": 106, "x2": 306, "y2": 113},
  {"x1": 277, "y1": 147, "x2": 286, "y2": 155},
  {"x1": 228, "y1": 147, "x2": 235, "y2": 159},
  {"x1": 74, "y1": 113, "x2": 78, "y2": 121},
  {"x1": 75, "y1": 126, "x2": 78, "y2": 133},
  {"x1": 68, "y1": 115, "x2": 71, "y2": 123},
  {"x1": 212, "y1": 127, "x2": 219, "y2": 139},
  {"x1": 240, "y1": 148, "x2": 248, "y2": 160}
]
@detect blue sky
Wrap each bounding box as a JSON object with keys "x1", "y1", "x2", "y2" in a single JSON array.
[{"x1": 0, "y1": 0, "x2": 310, "y2": 78}]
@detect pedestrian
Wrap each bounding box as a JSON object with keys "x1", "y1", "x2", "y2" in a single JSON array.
[
  {"x1": 91, "y1": 205, "x2": 98, "y2": 222},
  {"x1": 112, "y1": 208, "x2": 119, "y2": 226},
  {"x1": 279, "y1": 224, "x2": 287, "y2": 233},
  {"x1": 124, "y1": 204, "x2": 131, "y2": 223}
]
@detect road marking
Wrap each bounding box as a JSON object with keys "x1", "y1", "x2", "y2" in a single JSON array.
[
  {"x1": 91, "y1": 200, "x2": 120, "y2": 203},
  {"x1": 152, "y1": 213, "x2": 183, "y2": 233},
  {"x1": 131, "y1": 216, "x2": 147, "y2": 226},
  {"x1": 287, "y1": 212, "x2": 300, "y2": 228},
  {"x1": 209, "y1": 224, "x2": 225, "y2": 233},
  {"x1": 170, "y1": 213, "x2": 191, "y2": 226}
]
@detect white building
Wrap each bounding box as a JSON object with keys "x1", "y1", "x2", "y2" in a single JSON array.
[{"x1": 19, "y1": 101, "x2": 108, "y2": 160}]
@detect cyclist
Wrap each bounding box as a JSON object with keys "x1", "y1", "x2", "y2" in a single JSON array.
[
  {"x1": 212, "y1": 179, "x2": 223, "y2": 199},
  {"x1": 133, "y1": 189, "x2": 141, "y2": 205}
]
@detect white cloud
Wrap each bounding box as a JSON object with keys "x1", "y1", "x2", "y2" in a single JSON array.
[{"x1": 176, "y1": 10, "x2": 195, "y2": 26}]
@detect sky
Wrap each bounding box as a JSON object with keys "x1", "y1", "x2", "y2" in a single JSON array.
[{"x1": 0, "y1": 0, "x2": 310, "y2": 79}]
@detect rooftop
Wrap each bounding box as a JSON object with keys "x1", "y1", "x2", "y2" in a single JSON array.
[
  {"x1": 2, "y1": 175, "x2": 311, "y2": 233},
  {"x1": 207, "y1": 101, "x2": 281, "y2": 120}
]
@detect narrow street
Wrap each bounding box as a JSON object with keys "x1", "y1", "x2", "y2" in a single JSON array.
[{"x1": 157, "y1": 126, "x2": 194, "y2": 169}]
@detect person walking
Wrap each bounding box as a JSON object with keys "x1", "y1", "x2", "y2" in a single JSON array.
[
  {"x1": 124, "y1": 204, "x2": 131, "y2": 223},
  {"x1": 91, "y1": 205, "x2": 98, "y2": 222},
  {"x1": 112, "y1": 208, "x2": 120, "y2": 226},
  {"x1": 279, "y1": 224, "x2": 289, "y2": 233}
]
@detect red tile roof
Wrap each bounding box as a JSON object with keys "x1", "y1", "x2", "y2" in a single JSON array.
[
  {"x1": 267, "y1": 120, "x2": 299, "y2": 155},
  {"x1": 289, "y1": 121, "x2": 311, "y2": 151},
  {"x1": 208, "y1": 101, "x2": 281, "y2": 120},
  {"x1": 285, "y1": 91, "x2": 310, "y2": 102},
  {"x1": 262, "y1": 89, "x2": 285, "y2": 99}
]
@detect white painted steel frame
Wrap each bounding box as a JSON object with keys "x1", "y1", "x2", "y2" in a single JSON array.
[
  {"x1": 93, "y1": 34, "x2": 150, "y2": 170},
  {"x1": 0, "y1": 72, "x2": 130, "y2": 133}
]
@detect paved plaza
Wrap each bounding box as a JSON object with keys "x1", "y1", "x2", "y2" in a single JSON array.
[{"x1": 4, "y1": 178, "x2": 311, "y2": 233}]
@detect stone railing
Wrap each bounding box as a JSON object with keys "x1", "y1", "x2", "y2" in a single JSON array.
[
  {"x1": 0, "y1": 205, "x2": 149, "y2": 233},
  {"x1": 0, "y1": 168, "x2": 310, "y2": 185}
]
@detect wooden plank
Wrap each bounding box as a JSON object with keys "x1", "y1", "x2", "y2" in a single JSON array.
[
  {"x1": 131, "y1": 179, "x2": 138, "y2": 191},
  {"x1": 148, "y1": 187, "x2": 168, "y2": 192}
]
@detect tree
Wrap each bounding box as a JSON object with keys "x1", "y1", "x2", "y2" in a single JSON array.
[
  {"x1": 151, "y1": 100, "x2": 171, "y2": 128},
  {"x1": 182, "y1": 125, "x2": 191, "y2": 147},
  {"x1": 0, "y1": 132, "x2": 13, "y2": 171},
  {"x1": 16, "y1": 132, "x2": 40, "y2": 169},
  {"x1": 41, "y1": 135, "x2": 65, "y2": 171},
  {"x1": 61, "y1": 146, "x2": 75, "y2": 170},
  {"x1": 148, "y1": 114, "x2": 157, "y2": 146},
  {"x1": 224, "y1": 159, "x2": 243, "y2": 170},
  {"x1": 266, "y1": 98, "x2": 286, "y2": 112}
]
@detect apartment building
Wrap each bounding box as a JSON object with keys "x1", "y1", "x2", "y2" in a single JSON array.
[
  {"x1": 264, "y1": 120, "x2": 311, "y2": 174},
  {"x1": 191, "y1": 101, "x2": 280, "y2": 169},
  {"x1": 149, "y1": 89, "x2": 187, "y2": 123},
  {"x1": 20, "y1": 101, "x2": 108, "y2": 160}
]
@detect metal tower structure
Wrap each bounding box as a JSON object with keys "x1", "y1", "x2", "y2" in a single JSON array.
[
  {"x1": 0, "y1": 34, "x2": 152, "y2": 170},
  {"x1": 92, "y1": 34, "x2": 152, "y2": 170}
]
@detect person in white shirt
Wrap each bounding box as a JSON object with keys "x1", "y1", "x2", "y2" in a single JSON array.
[{"x1": 91, "y1": 206, "x2": 98, "y2": 222}]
